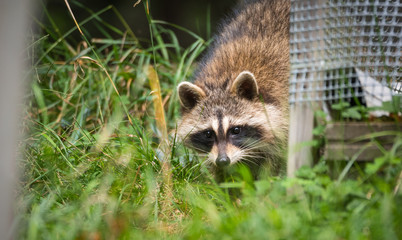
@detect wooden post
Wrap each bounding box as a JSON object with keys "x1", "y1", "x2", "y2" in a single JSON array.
[
  {"x1": 287, "y1": 0, "x2": 325, "y2": 177},
  {"x1": 0, "y1": 0, "x2": 33, "y2": 238},
  {"x1": 287, "y1": 102, "x2": 315, "y2": 177}
]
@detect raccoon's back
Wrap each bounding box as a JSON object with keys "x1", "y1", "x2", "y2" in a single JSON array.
[{"x1": 193, "y1": 0, "x2": 290, "y2": 108}]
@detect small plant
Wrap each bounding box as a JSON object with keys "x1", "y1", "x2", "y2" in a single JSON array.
[{"x1": 372, "y1": 95, "x2": 402, "y2": 119}]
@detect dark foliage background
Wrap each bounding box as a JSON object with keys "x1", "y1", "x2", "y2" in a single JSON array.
[{"x1": 44, "y1": 0, "x2": 235, "y2": 47}]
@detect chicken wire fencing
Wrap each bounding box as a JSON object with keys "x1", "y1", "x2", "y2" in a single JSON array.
[{"x1": 289, "y1": 0, "x2": 401, "y2": 110}]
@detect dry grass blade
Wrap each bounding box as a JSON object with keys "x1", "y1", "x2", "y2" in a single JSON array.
[
  {"x1": 146, "y1": 65, "x2": 168, "y2": 147},
  {"x1": 64, "y1": 0, "x2": 83, "y2": 35},
  {"x1": 133, "y1": 0, "x2": 142, "y2": 7},
  {"x1": 145, "y1": 65, "x2": 173, "y2": 212}
]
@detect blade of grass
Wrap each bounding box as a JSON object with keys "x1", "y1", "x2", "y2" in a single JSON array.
[
  {"x1": 40, "y1": 0, "x2": 76, "y2": 56},
  {"x1": 32, "y1": 82, "x2": 49, "y2": 125},
  {"x1": 146, "y1": 65, "x2": 168, "y2": 147},
  {"x1": 71, "y1": 1, "x2": 137, "y2": 43},
  {"x1": 111, "y1": 6, "x2": 140, "y2": 45},
  {"x1": 167, "y1": 39, "x2": 206, "y2": 120},
  {"x1": 337, "y1": 142, "x2": 373, "y2": 183},
  {"x1": 152, "y1": 20, "x2": 205, "y2": 41},
  {"x1": 64, "y1": 0, "x2": 137, "y2": 133},
  {"x1": 34, "y1": 5, "x2": 113, "y2": 67},
  {"x1": 153, "y1": 25, "x2": 169, "y2": 62},
  {"x1": 94, "y1": 101, "x2": 123, "y2": 152},
  {"x1": 40, "y1": 129, "x2": 79, "y2": 174},
  {"x1": 145, "y1": 65, "x2": 174, "y2": 212},
  {"x1": 206, "y1": 4, "x2": 211, "y2": 40}
]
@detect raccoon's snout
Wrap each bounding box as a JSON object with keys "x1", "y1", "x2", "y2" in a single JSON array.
[{"x1": 216, "y1": 155, "x2": 230, "y2": 168}]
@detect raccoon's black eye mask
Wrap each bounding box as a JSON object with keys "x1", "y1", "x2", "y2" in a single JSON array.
[
  {"x1": 189, "y1": 129, "x2": 215, "y2": 152},
  {"x1": 229, "y1": 125, "x2": 263, "y2": 149},
  {"x1": 189, "y1": 125, "x2": 263, "y2": 152}
]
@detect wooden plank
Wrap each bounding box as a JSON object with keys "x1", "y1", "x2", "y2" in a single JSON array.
[
  {"x1": 326, "y1": 122, "x2": 401, "y2": 141},
  {"x1": 324, "y1": 143, "x2": 394, "y2": 161},
  {"x1": 324, "y1": 122, "x2": 401, "y2": 161}
]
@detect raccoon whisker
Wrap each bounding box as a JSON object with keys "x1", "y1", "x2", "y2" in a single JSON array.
[
  {"x1": 235, "y1": 161, "x2": 255, "y2": 169},
  {"x1": 240, "y1": 151, "x2": 271, "y2": 160},
  {"x1": 241, "y1": 145, "x2": 270, "y2": 153},
  {"x1": 240, "y1": 138, "x2": 261, "y2": 146},
  {"x1": 248, "y1": 144, "x2": 275, "y2": 153},
  {"x1": 189, "y1": 146, "x2": 211, "y2": 154},
  {"x1": 240, "y1": 155, "x2": 267, "y2": 162},
  {"x1": 238, "y1": 157, "x2": 259, "y2": 163},
  {"x1": 237, "y1": 158, "x2": 260, "y2": 166},
  {"x1": 240, "y1": 139, "x2": 270, "y2": 150},
  {"x1": 241, "y1": 151, "x2": 266, "y2": 157},
  {"x1": 199, "y1": 160, "x2": 209, "y2": 165}
]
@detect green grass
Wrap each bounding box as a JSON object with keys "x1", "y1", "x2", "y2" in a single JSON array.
[{"x1": 18, "y1": 2, "x2": 402, "y2": 239}]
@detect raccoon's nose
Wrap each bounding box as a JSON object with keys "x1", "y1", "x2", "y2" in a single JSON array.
[{"x1": 216, "y1": 156, "x2": 230, "y2": 168}]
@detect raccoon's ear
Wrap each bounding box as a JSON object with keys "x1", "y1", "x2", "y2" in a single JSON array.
[
  {"x1": 231, "y1": 71, "x2": 259, "y2": 100},
  {"x1": 177, "y1": 82, "x2": 206, "y2": 110}
]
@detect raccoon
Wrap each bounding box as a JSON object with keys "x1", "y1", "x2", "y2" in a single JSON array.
[{"x1": 176, "y1": 0, "x2": 290, "y2": 178}]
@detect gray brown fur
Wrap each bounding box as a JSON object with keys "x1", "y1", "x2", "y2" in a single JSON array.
[{"x1": 177, "y1": 0, "x2": 290, "y2": 177}]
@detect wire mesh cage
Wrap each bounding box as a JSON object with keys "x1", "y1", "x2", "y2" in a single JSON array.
[{"x1": 289, "y1": 0, "x2": 401, "y2": 108}]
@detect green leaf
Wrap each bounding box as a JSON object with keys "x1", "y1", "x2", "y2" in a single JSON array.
[
  {"x1": 312, "y1": 125, "x2": 326, "y2": 136},
  {"x1": 314, "y1": 110, "x2": 327, "y2": 119},
  {"x1": 295, "y1": 166, "x2": 316, "y2": 179},
  {"x1": 341, "y1": 107, "x2": 362, "y2": 120},
  {"x1": 313, "y1": 162, "x2": 329, "y2": 174},
  {"x1": 365, "y1": 156, "x2": 387, "y2": 175},
  {"x1": 331, "y1": 101, "x2": 350, "y2": 110},
  {"x1": 381, "y1": 101, "x2": 395, "y2": 113},
  {"x1": 379, "y1": 95, "x2": 402, "y2": 114}
]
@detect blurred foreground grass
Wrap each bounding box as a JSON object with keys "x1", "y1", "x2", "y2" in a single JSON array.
[{"x1": 18, "y1": 2, "x2": 402, "y2": 239}]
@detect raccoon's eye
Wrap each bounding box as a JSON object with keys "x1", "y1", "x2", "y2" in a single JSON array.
[
  {"x1": 204, "y1": 130, "x2": 213, "y2": 138},
  {"x1": 231, "y1": 127, "x2": 241, "y2": 135}
]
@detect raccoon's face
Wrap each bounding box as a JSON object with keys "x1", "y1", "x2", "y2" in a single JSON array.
[
  {"x1": 187, "y1": 115, "x2": 264, "y2": 167},
  {"x1": 177, "y1": 71, "x2": 285, "y2": 168}
]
